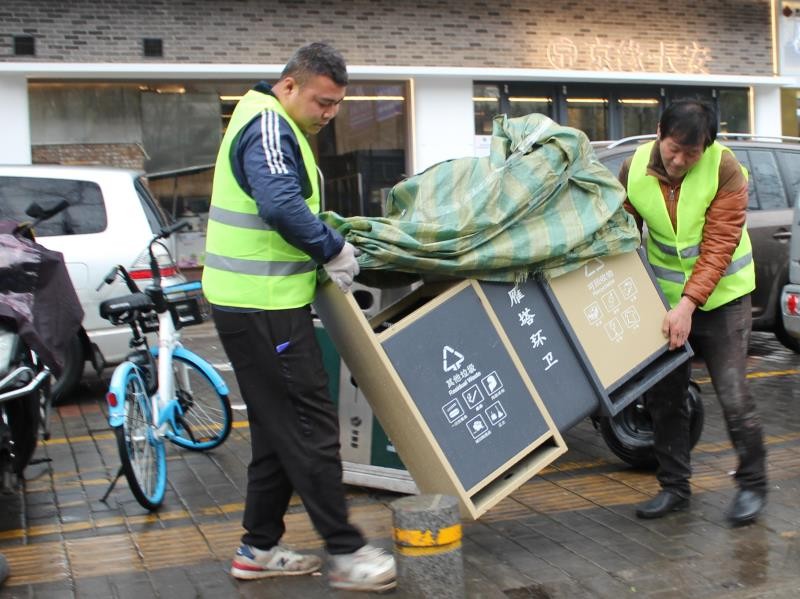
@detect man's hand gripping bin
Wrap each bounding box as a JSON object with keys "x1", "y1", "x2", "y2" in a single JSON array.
[{"x1": 314, "y1": 277, "x2": 568, "y2": 520}]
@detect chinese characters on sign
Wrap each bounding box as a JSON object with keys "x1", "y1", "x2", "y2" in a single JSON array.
[
  {"x1": 442, "y1": 346, "x2": 508, "y2": 445},
  {"x1": 546, "y1": 36, "x2": 711, "y2": 74},
  {"x1": 508, "y1": 286, "x2": 560, "y2": 373}
]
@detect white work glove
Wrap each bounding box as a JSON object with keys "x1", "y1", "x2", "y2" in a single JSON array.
[{"x1": 323, "y1": 241, "x2": 360, "y2": 293}]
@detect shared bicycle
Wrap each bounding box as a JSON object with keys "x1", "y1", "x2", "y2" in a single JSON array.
[{"x1": 99, "y1": 221, "x2": 232, "y2": 510}]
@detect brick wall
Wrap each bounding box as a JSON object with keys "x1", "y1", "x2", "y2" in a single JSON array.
[
  {"x1": 32, "y1": 143, "x2": 146, "y2": 169},
  {"x1": 0, "y1": 0, "x2": 773, "y2": 76}
]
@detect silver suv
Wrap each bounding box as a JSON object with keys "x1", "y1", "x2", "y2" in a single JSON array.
[
  {"x1": 780, "y1": 190, "x2": 800, "y2": 340},
  {"x1": 0, "y1": 165, "x2": 185, "y2": 397},
  {"x1": 596, "y1": 134, "x2": 800, "y2": 352}
]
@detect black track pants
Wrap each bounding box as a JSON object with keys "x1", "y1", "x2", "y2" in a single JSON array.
[
  {"x1": 212, "y1": 305, "x2": 365, "y2": 554},
  {"x1": 648, "y1": 295, "x2": 767, "y2": 497}
]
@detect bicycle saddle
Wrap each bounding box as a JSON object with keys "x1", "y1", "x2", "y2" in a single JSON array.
[{"x1": 99, "y1": 293, "x2": 155, "y2": 324}]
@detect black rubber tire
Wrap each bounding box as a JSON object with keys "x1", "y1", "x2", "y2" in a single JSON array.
[
  {"x1": 51, "y1": 335, "x2": 84, "y2": 403},
  {"x1": 167, "y1": 355, "x2": 232, "y2": 452},
  {"x1": 598, "y1": 383, "x2": 705, "y2": 470},
  {"x1": 774, "y1": 315, "x2": 800, "y2": 353},
  {"x1": 5, "y1": 393, "x2": 41, "y2": 477},
  {"x1": 115, "y1": 368, "x2": 166, "y2": 511}
]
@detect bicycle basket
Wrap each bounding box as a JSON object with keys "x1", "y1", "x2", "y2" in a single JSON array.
[{"x1": 165, "y1": 285, "x2": 210, "y2": 328}]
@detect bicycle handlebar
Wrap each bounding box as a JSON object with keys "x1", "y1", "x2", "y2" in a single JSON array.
[
  {"x1": 148, "y1": 220, "x2": 190, "y2": 289},
  {"x1": 160, "y1": 220, "x2": 191, "y2": 239}
]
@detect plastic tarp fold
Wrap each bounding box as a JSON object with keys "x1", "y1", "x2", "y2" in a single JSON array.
[{"x1": 320, "y1": 113, "x2": 640, "y2": 283}]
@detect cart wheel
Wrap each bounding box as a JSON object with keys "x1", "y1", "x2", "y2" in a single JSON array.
[{"x1": 598, "y1": 382, "x2": 704, "y2": 470}]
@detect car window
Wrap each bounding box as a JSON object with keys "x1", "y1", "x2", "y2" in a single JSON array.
[
  {"x1": 730, "y1": 150, "x2": 759, "y2": 210},
  {"x1": 776, "y1": 150, "x2": 800, "y2": 207},
  {"x1": 597, "y1": 151, "x2": 630, "y2": 180},
  {"x1": 746, "y1": 150, "x2": 788, "y2": 210},
  {"x1": 135, "y1": 177, "x2": 171, "y2": 233},
  {"x1": 0, "y1": 176, "x2": 107, "y2": 236}
]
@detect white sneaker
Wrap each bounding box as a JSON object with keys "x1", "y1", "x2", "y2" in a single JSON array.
[
  {"x1": 329, "y1": 544, "x2": 397, "y2": 592},
  {"x1": 230, "y1": 543, "x2": 322, "y2": 580}
]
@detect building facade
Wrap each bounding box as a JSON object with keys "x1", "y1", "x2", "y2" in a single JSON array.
[{"x1": 0, "y1": 0, "x2": 792, "y2": 263}]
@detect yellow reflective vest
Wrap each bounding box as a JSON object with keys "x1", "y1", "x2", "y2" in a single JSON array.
[
  {"x1": 202, "y1": 90, "x2": 320, "y2": 309},
  {"x1": 626, "y1": 141, "x2": 755, "y2": 310}
]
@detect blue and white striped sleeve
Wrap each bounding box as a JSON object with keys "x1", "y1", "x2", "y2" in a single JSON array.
[{"x1": 233, "y1": 110, "x2": 344, "y2": 264}]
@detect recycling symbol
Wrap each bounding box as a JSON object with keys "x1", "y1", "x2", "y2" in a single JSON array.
[{"x1": 442, "y1": 345, "x2": 465, "y2": 372}]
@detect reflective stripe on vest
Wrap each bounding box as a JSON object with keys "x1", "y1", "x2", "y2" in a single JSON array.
[
  {"x1": 204, "y1": 252, "x2": 317, "y2": 276},
  {"x1": 202, "y1": 90, "x2": 320, "y2": 310},
  {"x1": 208, "y1": 205, "x2": 273, "y2": 231},
  {"x1": 649, "y1": 251, "x2": 752, "y2": 284},
  {"x1": 627, "y1": 141, "x2": 755, "y2": 310}
]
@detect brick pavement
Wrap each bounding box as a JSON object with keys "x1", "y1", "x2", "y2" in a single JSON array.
[{"x1": 0, "y1": 328, "x2": 799, "y2": 598}]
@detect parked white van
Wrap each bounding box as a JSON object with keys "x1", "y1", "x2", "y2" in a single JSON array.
[{"x1": 0, "y1": 165, "x2": 185, "y2": 398}]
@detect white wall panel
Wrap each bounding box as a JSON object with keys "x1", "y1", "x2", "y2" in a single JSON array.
[
  {"x1": 0, "y1": 76, "x2": 31, "y2": 165},
  {"x1": 753, "y1": 85, "x2": 783, "y2": 137},
  {"x1": 412, "y1": 77, "x2": 474, "y2": 174}
]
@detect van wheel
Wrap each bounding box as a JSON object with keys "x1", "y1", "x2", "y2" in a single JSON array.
[
  {"x1": 51, "y1": 335, "x2": 84, "y2": 402},
  {"x1": 598, "y1": 383, "x2": 704, "y2": 470}
]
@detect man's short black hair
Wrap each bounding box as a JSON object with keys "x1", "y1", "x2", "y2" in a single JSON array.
[
  {"x1": 659, "y1": 98, "x2": 718, "y2": 148},
  {"x1": 280, "y1": 42, "x2": 348, "y2": 87}
]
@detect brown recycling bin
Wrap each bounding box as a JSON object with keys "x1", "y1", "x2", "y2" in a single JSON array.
[{"x1": 314, "y1": 249, "x2": 690, "y2": 519}]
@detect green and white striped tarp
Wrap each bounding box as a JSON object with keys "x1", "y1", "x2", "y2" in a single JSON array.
[{"x1": 320, "y1": 113, "x2": 640, "y2": 283}]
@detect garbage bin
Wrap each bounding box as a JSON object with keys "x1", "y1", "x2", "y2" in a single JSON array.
[
  {"x1": 313, "y1": 249, "x2": 691, "y2": 519},
  {"x1": 315, "y1": 279, "x2": 568, "y2": 519},
  {"x1": 490, "y1": 249, "x2": 693, "y2": 420},
  {"x1": 315, "y1": 323, "x2": 418, "y2": 494}
]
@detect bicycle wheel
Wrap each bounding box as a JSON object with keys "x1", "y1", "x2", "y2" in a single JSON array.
[
  {"x1": 114, "y1": 367, "x2": 167, "y2": 510},
  {"x1": 167, "y1": 355, "x2": 232, "y2": 452}
]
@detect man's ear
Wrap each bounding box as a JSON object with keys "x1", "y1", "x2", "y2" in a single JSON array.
[
  {"x1": 283, "y1": 76, "x2": 298, "y2": 94},
  {"x1": 273, "y1": 76, "x2": 296, "y2": 99}
]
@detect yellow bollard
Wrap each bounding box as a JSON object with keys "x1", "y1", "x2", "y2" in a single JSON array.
[{"x1": 392, "y1": 494, "x2": 464, "y2": 597}]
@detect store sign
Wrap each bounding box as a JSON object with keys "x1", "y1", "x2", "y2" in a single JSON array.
[{"x1": 546, "y1": 36, "x2": 711, "y2": 74}]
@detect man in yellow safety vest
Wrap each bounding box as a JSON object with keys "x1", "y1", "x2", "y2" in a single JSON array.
[
  {"x1": 202, "y1": 42, "x2": 395, "y2": 591},
  {"x1": 618, "y1": 98, "x2": 767, "y2": 525}
]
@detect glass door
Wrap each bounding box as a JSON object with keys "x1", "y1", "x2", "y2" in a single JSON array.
[
  {"x1": 508, "y1": 94, "x2": 553, "y2": 120},
  {"x1": 617, "y1": 96, "x2": 661, "y2": 138},
  {"x1": 316, "y1": 81, "x2": 409, "y2": 217},
  {"x1": 565, "y1": 97, "x2": 608, "y2": 141}
]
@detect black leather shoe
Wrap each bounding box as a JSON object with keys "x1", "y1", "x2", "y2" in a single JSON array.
[
  {"x1": 635, "y1": 491, "x2": 689, "y2": 519},
  {"x1": 726, "y1": 489, "x2": 766, "y2": 526}
]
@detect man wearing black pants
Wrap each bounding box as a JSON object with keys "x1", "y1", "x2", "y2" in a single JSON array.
[
  {"x1": 202, "y1": 42, "x2": 395, "y2": 592},
  {"x1": 618, "y1": 99, "x2": 767, "y2": 525},
  {"x1": 645, "y1": 296, "x2": 765, "y2": 508},
  {"x1": 212, "y1": 307, "x2": 364, "y2": 554}
]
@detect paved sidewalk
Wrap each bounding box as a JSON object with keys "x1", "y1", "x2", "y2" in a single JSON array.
[{"x1": 0, "y1": 328, "x2": 799, "y2": 598}]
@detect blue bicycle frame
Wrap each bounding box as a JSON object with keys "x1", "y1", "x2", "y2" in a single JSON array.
[{"x1": 107, "y1": 345, "x2": 228, "y2": 430}]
